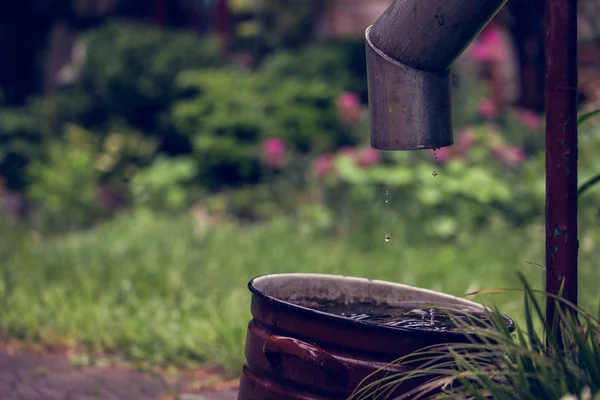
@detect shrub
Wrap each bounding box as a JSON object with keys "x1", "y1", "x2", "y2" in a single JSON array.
[
  {"x1": 130, "y1": 156, "x2": 196, "y2": 212},
  {"x1": 308, "y1": 100, "x2": 600, "y2": 244},
  {"x1": 230, "y1": 0, "x2": 321, "y2": 53},
  {"x1": 0, "y1": 89, "x2": 94, "y2": 190},
  {"x1": 0, "y1": 22, "x2": 224, "y2": 192},
  {"x1": 27, "y1": 125, "x2": 103, "y2": 229},
  {"x1": 315, "y1": 125, "x2": 538, "y2": 242},
  {"x1": 168, "y1": 68, "x2": 355, "y2": 189},
  {"x1": 265, "y1": 78, "x2": 354, "y2": 152},
  {"x1": 168, "y1": 69, "x2": 266, "y2": 189},
  {"x1": 78, "y1": 21, "x2": 224, "y2": 134},
  {"x1": 26, "y1": 124, "x2": 159, "y2": 230},
  {"x1": 259, "y1": 40, "x2": 368, "y2": 100}
]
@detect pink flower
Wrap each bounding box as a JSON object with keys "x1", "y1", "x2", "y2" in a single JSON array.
[
  {"x1": 467, "y1": 25, "x2": 509, "y2": 63},
  {"x1": 261, "y1": 137, "x2": 286, "y2": 169},
  {"x1": 478, "y1": 98, "x2": 499, "y2": 119},
  {"x1": 337, "y1": 92, "x2": 362, "y2": 125},
  {"x1": 356, "y1": 147, "x2": 381, "y2": 168},
  {"x1": 469, "y1": 43, "x2": 490, "y2": 61},
  {"x1": 503, "y1": 146, "x2": 526, "y2": 164},
  {"x1": 492, "y1": 145, "x2": 526, "y2": 165},
  {"x1": 517, "y1": 109, "x2": 541, "y2": 130},
  {"x1": 338, "y1": 146, "x2": 357, "y2": 158},
  {"x1": 456, "y1": 128, "x2": 476, "y2": 155},
  {"x1": 312, "y1": 154, "x2": 335, "y2": 178}
]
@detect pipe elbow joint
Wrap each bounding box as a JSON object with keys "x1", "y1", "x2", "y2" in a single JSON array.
[{"x1": 366, "y1": 0, "x2": 507, "y2": 151}]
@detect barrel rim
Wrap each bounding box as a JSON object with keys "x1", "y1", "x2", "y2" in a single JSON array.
[{"x1": 248, "y1": 273, "x2": 515, "y2": 337}]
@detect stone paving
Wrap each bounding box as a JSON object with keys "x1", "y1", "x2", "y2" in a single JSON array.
[{"x1": 0, "y1": 348, "x2": 239, "y2": 400}]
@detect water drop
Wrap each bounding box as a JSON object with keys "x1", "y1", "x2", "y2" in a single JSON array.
[
  {"x1": 385, "y1": 234, "x2": 391, "y2": 242},
  {"x1": 432, "y1": 171, "x2": 438, "y2": 178},
  {"x1": 385, "y1": 200, "x2": 389, "y2": 203},
  {"x1": 433, "y1": 149, "x2": 438, "y2": 160}
]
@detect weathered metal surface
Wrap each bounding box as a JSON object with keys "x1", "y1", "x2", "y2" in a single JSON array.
[
  {"x1": 366, "y1": 29, "x2": 452, "y2": 150},
  {"x1": 365, "y1": 0, "x2": 507, "y2": 150},
  {"x1": 238, "y1": 274, "x2": 514, "y2": 400},
  {"x1": 545, "y1": 0, "x2": 579, "y2": 330},
  {"x1": 369, "y1": 0, "x2": 507, "y2": 71}
]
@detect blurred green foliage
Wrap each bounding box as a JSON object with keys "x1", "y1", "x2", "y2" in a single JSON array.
[
  {"x1": 27, "y1": 125, "x2": 103, "y2": 229},
  {"x1": 0, "y1": 202, "x2": 598, "y2": 373},
  {"x1": 230, "y1": 0, "x2": 321, "y2": 53},
  {"x1": 168, "y1": 68, "x2": 354, "y2": 189},
  {"x1": 1, "y1": 21, "x2": 364, "y2": 216},
  {"x1": 0, "y1": 22, "x2": 223, "y2": 191},
  {"x1": 26, "y1": 124, "x2": 158, "y2": 229},
  {"x1": 327, "y1": 131, "x2": 535, "y2": 242},
  {"x1": 259, "y1": 40, "x2": 368, "y2": 99},
  {"x1": 78, "y1": 22, "x2": 224, "y2": 133},
  {"x1": 0, "y1": 90, "x2": 94, "y2": 190},
  {"x1": 130, "y1": 156, "x2": 196, "y2": 212},
  {"x1": 324, "y1": 115, "x2": 600, "y2": 243},
  {"x1": 1, "y1": 15, "x2": 600, "y2": 381}
]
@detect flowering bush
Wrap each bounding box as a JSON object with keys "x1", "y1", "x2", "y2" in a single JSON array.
[
  {"x1": 312, "y1": 153, "x2": 335, "y2": 178},
  {"x1": 168, "y1": 69, "x2": 358, "y2": 189},
  {"x1": 311, "y1": 121, "x2": 541, "y2": 241}
]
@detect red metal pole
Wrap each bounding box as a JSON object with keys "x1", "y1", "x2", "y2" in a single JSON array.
[
  {"x1": 215, "y1": 0, "x2": 231, "y2": 58},
  {"x1": 545, "y1": 0, "x2": 578, "y2": 332},
  {"x1": 152, "y1": 0, "x2": 168, "y2": 27}
]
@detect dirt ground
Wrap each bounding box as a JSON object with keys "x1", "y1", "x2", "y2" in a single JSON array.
[{"x1": 0, "y1": 347, "x2": 238, "y2": 400}]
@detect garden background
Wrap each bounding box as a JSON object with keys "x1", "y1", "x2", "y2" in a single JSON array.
[{"x1": 1, "y1": 0, "x2": 600, "y2": 390}]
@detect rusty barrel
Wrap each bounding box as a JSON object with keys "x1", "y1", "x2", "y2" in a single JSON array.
[{"x1": 238, "y1": 273, "x2": 513, "y2": 400}]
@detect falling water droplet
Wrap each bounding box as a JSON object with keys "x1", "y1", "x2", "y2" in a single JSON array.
[
  {"x1": 433, "y1": 149, "x2": 438, "y2": 160},
  {"x1": 432, "y1": 171, "x2": 438, "y2": 178},
  {"x1": 385, "y1": 234, "x2": 391, "y2": 242}
]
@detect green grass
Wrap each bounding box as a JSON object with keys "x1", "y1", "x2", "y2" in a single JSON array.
[
  {"x1": 0, "y1": 208, "x2": 598, "y2": 375},
  {"x1": 350, "y1": 275, "x2": 600, "y2": 400}
]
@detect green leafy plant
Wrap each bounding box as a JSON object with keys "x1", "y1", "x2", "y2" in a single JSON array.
[
  {"x1": 0, "y1": 22, "x2": 223, "y2": 192},
  {"x1": 259, "y1": 40, "x2": 368, "y2": 99},
  {"x1": 350, "y1": 274, "x2": 600, "y2": 400},
  {"x1": 130, "y1": 156, "x2": 196, "y2": 212},
  {"x1": 322, "y1": 126, "x2": 539, "y2": 242},
  {"x1": 318, "y1": 102, "x2": 600, "y2": 242},
  {"x1": 230, "y1": 0, "x2": 321, "y2": 53},
  {"x1": 79, "y1": 21, "x2": 224, "y2": 134},
  {"x1": 168, "y1": 69, "x2": 266, "y2": 189},
  {"x1": 168, "y1": 68, "x2": 353, "y2": 189},
  {"x1": 0, "y1": 89, "x2": 94, "y2": 190},
  {"x1": 26, "y1": 124, "x2": 158, "y2": 229},
  {"x1": 27, "y1": 125, "x2": 103, "y2": 229}
]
